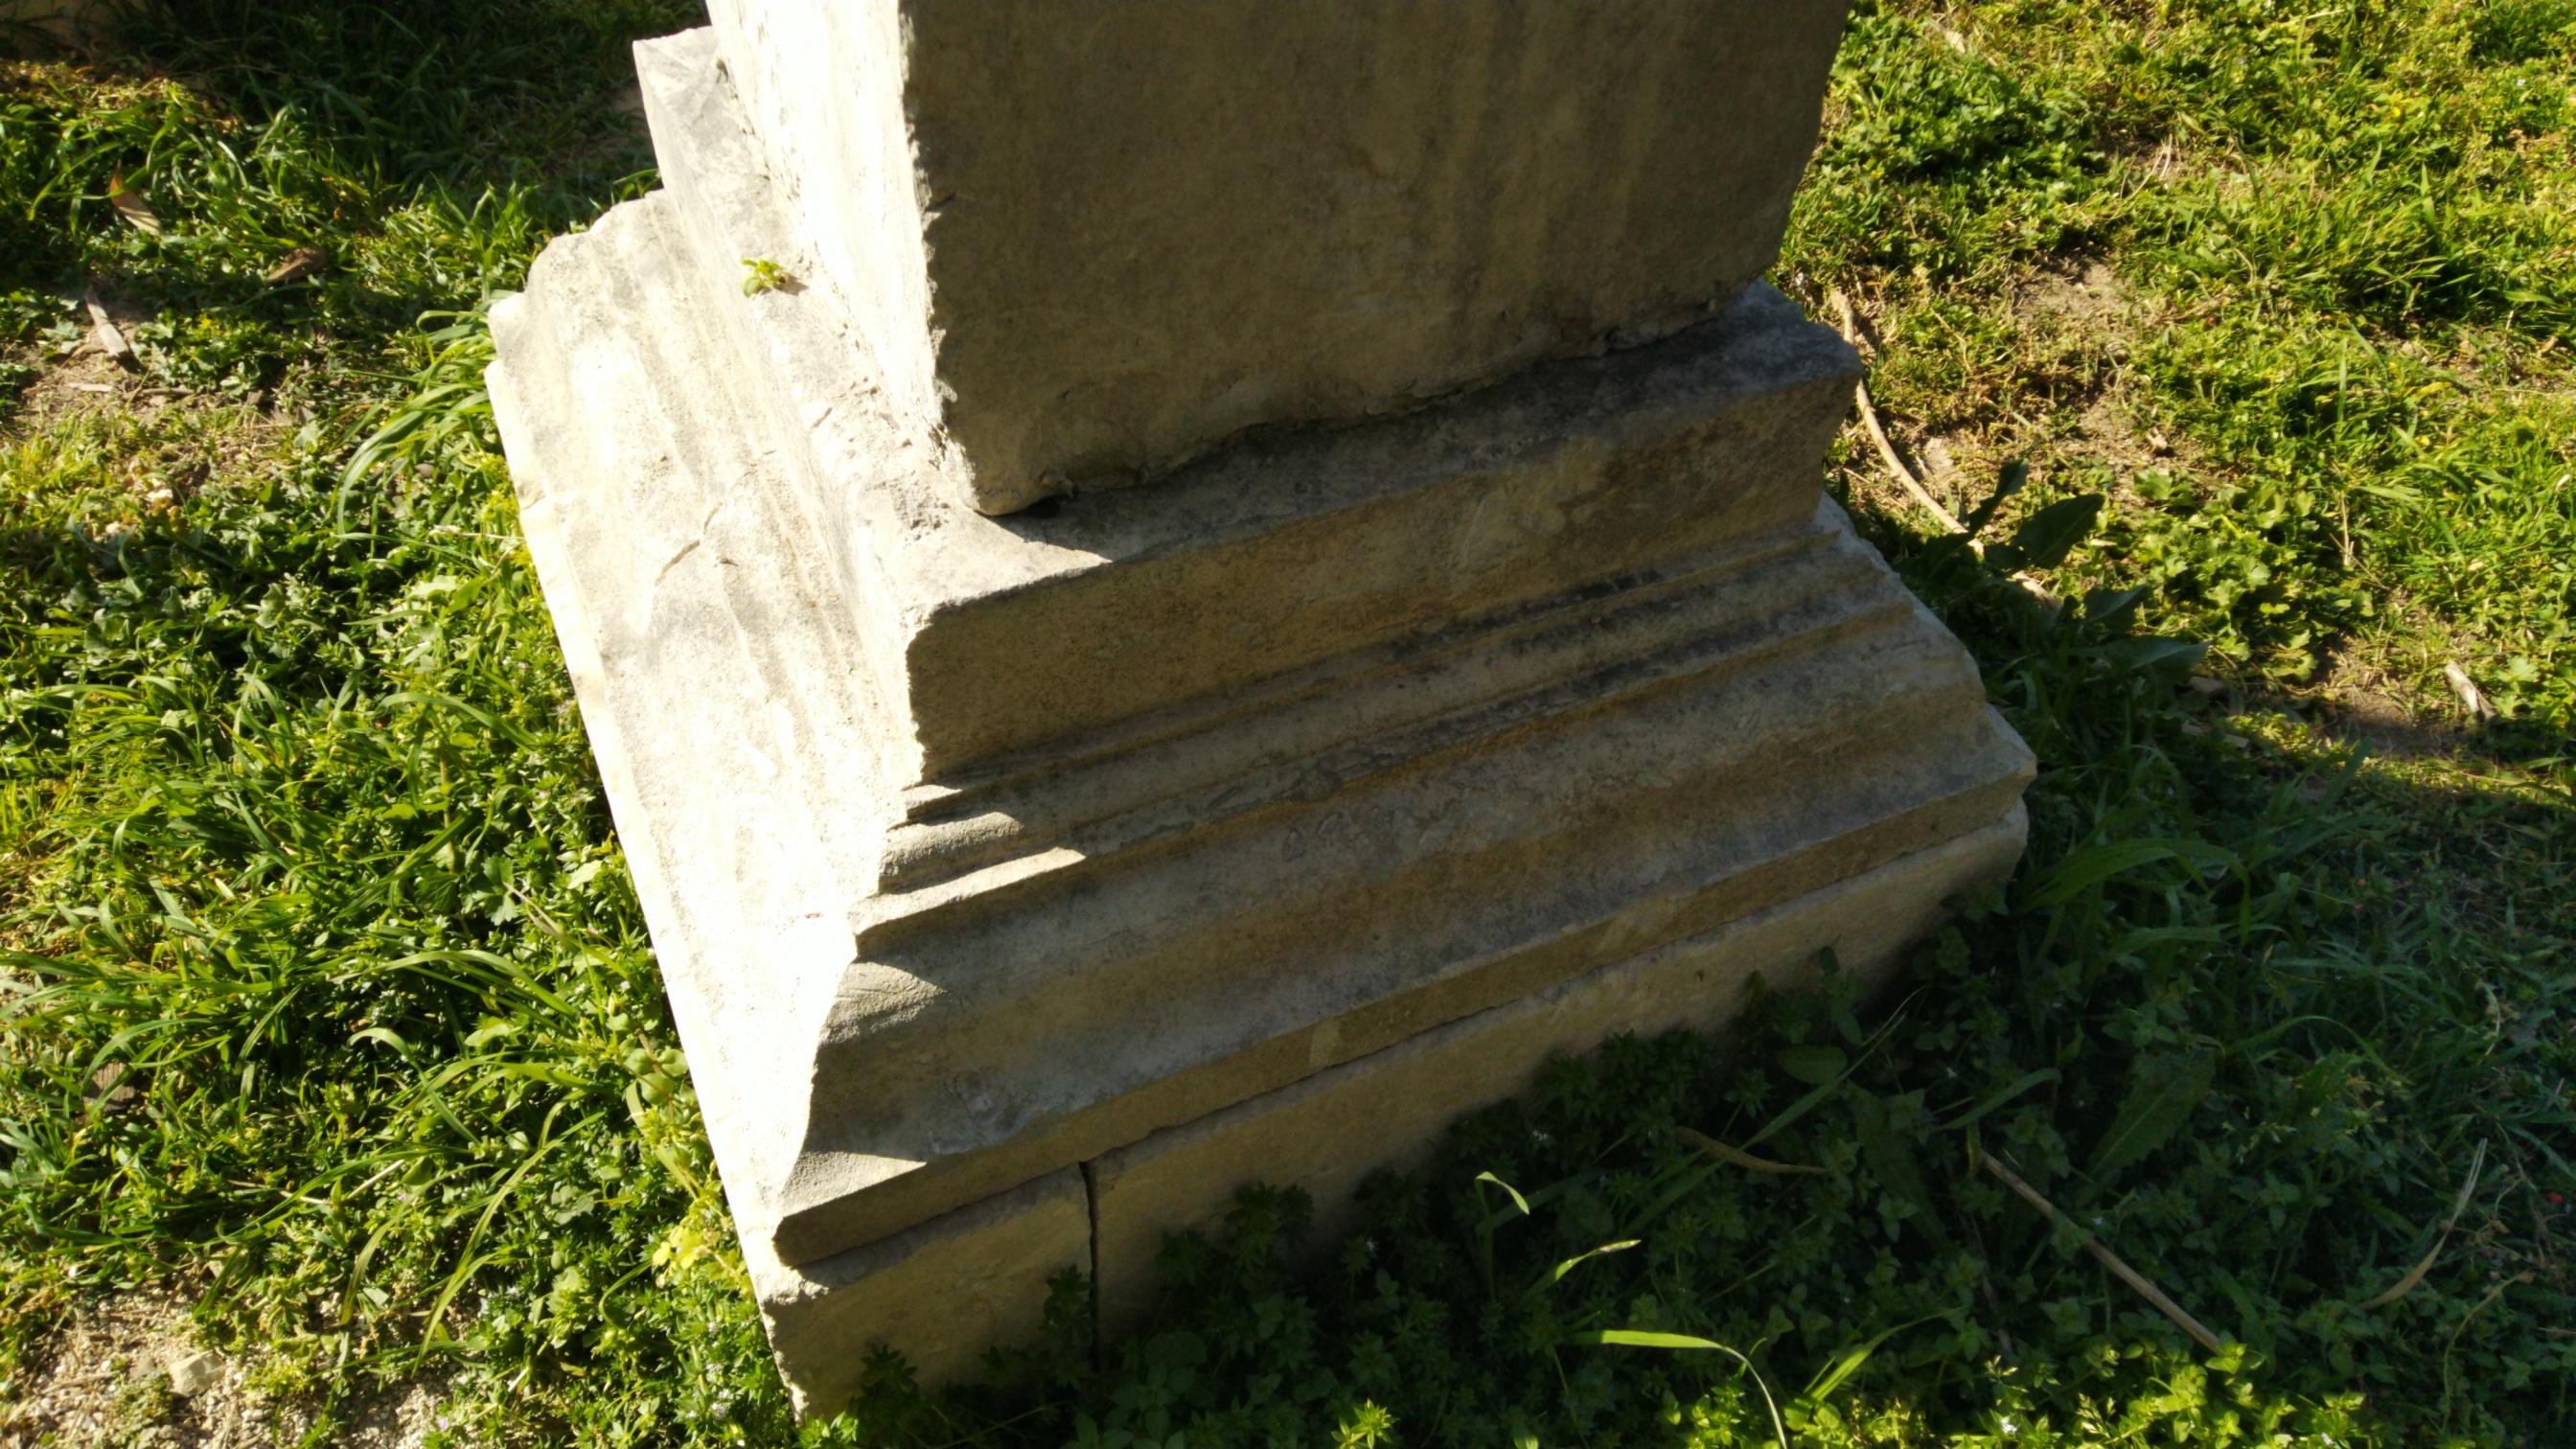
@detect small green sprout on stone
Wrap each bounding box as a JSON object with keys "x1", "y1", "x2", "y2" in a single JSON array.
[{"x1": 740, "y1": 257, "x2": 794, "y2": 296}]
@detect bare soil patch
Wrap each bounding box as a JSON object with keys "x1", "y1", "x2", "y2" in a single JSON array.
[{"x1": 1, "y1": 1288, "x2": 448, "y2": 1449}]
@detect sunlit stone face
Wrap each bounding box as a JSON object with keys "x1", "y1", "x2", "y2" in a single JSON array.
[{"x1": 703, "y1": 0, "x2": 1850, "y2": 514}]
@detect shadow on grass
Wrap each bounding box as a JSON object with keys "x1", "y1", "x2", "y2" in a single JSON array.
[
  {"x1": 3, "y1": 0, "x2": 683, "y2": 397},
  {"x1": 1045, "y1": 688, "x2": 2572, "y2": 1447}
]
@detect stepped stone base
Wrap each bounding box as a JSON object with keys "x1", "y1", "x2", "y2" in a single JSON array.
[
  {"x1": 488, "y1": 23, "x2": 2033, "y2": 1423},
  {"x1": 734, "y1": 812, "x2": 2022, "y2": 1414},
  {"x1": 1090, "y1": 806, "x2": 2024, "y2": 1335}
]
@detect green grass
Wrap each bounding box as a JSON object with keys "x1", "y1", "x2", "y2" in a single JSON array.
[{"x1": 2, "y1": 1, "x2": 2571, "y2": 1444}]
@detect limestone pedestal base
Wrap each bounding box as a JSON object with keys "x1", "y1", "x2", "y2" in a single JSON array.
[{"x1": 489, "y1": 29, "x2": 2033, "y2": 1419}]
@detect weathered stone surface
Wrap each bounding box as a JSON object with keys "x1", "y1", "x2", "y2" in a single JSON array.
[
  {"x1": 491, "y1": 177, "x2": 2033, "y2": 1272},
  {"x1": 492, "y1": 6, "x2": 2037, "y2": 1410},
  {"x1": 777, "y1": 525, "x2": 2032, "y2": 1263},
  {"x1": 493, "y1": 195, "x2": 877, "y2": 1221},
  {"x1": 748, "y1": 1170, "x2": 1088, "y2": 1415},
  {"x1": 697, "y1": 0, "x2": 1852, "y2": 514},
  {"x1": 495, "y1": 215, "x2": 1087, "y2": 1411},
  {"x1": 636, "y1": 25, "x2": 1871, "y2": 780},
  {"x1": 1089, "y1": 811, "x2": 2027, "y2": 1333}
]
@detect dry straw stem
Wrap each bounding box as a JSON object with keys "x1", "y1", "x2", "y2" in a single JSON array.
[
  {"x1": 2358, "y1": 1140, "x2": 2487, "y2": 1310},
  {"x1": 2441, "y1": 661, "x2": 2496, "y2": 722},
  {"x1": 105, "y1": 171, "x2": 163, "y2": 236},
  {"x1": 1828, "y1": 288, "x2": 1966, "y2": 536},
  {"x1": 81, "y1": 292, "x2": 135, "y2": 369},
  {"x1": 264, "y1": 245, "x2": 332, "y2": 286},
  {"x1": 1673, "y1": 1125, "x2": 1827, "y2": 1177},
  {"x1": 1981, "y1": 1153, "x2": 2228, "y2": 1355}
]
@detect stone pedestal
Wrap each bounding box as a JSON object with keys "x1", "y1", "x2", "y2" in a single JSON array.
[{"x1": 490, "y1": 2, "x2": 2031, "y2": 1419}]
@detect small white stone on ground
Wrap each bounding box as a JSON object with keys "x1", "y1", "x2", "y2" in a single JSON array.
[{"x1": 165, "y1": 1347, "x2": 222, "y2": 1395}]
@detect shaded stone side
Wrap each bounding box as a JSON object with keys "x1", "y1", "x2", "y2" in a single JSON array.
[
  {"x1": 778, "y1": 554, "x2": 2032, "y2": 1261},
  {"x1": 1088, "y1": 809, "x2": 2028, "y2": 1333},
  {"x1": 748, "y1": 1170, "x2": 1089, "y2": 1418}
]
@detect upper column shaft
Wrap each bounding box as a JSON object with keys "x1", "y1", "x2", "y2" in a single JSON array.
[{"x1": 705, "y1": 0, "x2": 1852, "y2": 514}]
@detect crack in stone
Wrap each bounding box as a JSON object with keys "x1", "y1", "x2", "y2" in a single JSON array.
[
  {"x1": 654, "y1": 502, "x2": 725, "y2": 586},
  {"x1": 1077, "y1": 1158, "x2": 1105, "y2": 1369}
]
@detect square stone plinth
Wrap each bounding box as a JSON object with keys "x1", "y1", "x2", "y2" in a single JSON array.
[
  {"x1": 702, "y1": 0, "x2": 1853, "y2": 512},
  {"x1": 492, "y1": 183, "x2": 2034, "y2": 1274}
]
